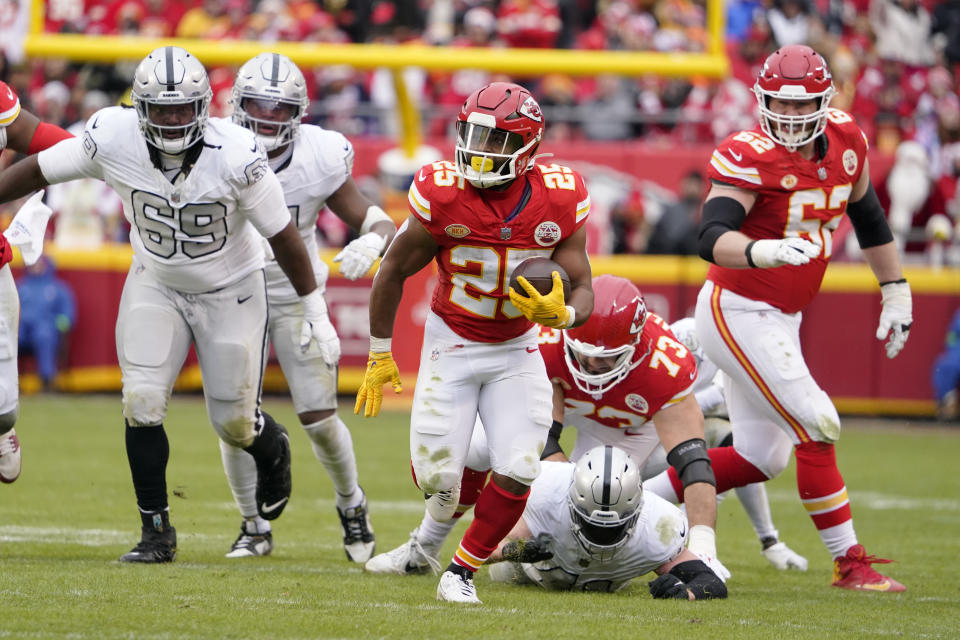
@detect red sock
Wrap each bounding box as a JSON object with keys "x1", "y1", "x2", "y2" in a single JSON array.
[
  {"x1": 668, "y1": 446, "x2": 769, "y2": 502},
  {"x1": 452, "y1": 480, "x2": 528, "y2": 572},
  {"x1": 453, "y1": 467, "x2": 489, "y2": 519},
  {"x1": 795, "y1": 441, "x2": 851, "y2": 529}
]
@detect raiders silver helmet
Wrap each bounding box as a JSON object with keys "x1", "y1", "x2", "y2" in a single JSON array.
[
  {"x1": 231, "y1": 52, "x2": 309, "y2": 152},
  {"x1": 568, "y1": 445, "x2": 643, "y2": 562},
  {"x1": 131, "y1": 46, "x2": 212, "y2": 154}
]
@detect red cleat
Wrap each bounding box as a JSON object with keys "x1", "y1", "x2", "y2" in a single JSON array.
[{"x1": 832, "y1": 544, "x2": 906, "y2": 592}]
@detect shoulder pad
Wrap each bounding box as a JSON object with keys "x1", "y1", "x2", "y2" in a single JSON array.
[
  {"x1": 709, "y1": 129, "x2": 780, "y2": 188},
  {"x1": 534, "y1": 164, "x2": 591, "y2": 223}
]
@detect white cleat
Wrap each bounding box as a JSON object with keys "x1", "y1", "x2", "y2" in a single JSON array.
[
  {"x1": 365, "y1": 527, "x2": 441, "y2": 575},
  {"x1": 762, "y1": 541, "x2": 809, "y2": 571},
  {"x1": 425, "y1": 483, "x2": 460, "y2": 522},
  {"x1": 437, "y1": 570, "x2": 482, "y2": 604},
  {"x1": 338, "y1": 494, "x2": 376, "y2": 563},
  {"x1": 0, "y1": 428, "x2": 22, "y2": 483}
]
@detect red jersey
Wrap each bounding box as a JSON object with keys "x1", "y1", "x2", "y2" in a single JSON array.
[
  {"x1": 538, "y1": 314, "x2": 697, "y2": 431},
  {"x1": 408, "y1": 161, "x2": 590, "y2": 342},
  {"x1": 706, "y1": 109, "x2": 869, "y2": 313},
  {"x1": 0, "y1": 80, "x2": 19, "y2": 268}
]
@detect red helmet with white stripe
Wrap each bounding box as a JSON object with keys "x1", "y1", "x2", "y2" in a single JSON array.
[
  {"x1": 754, "y1": 45, "x2": 835, "y2": 150},
  {"x1": 455, "y1": 82, "x2": 543, "y2": 188},
  {"x1": 563, "y1": 275, "x2": 649, "y2": 395}
]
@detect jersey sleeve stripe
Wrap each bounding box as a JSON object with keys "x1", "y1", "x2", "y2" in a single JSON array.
[
  {"x1": 662, "y1": 381, "x2": 696, "y2": 408},
  {"x1": 576, "y1": 196, "x2": 591, "y2": 223},
  {"x1": 709, "y1": 150, "x2": 762, "y2": 185},
  {"x1": 408, "y1": 181, "x2": 431, "y2": 221},
  {"x1": 0, "y1": 102, "x2": 20, "y2": 126}
]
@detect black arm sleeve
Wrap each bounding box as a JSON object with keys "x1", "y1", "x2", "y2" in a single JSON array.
[
  {"x1": 846, "y1": 183, "x2": 894, "y2": 249},
  {"x1": 698, "y1": 196, "x2": 747, "y2": 263},
  {"x1": 540, "y1": 420, "x2": 565, "y2": 460}
]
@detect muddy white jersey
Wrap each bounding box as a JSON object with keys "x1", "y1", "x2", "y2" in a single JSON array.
[
  {"x1": 263, "y1": 125, "x2": 353, "y2": 304},
  {"x1": 518, "y1": 461, "x2": 688, "y2": 592},
  {"x1": 37, "y1": 107, "x2": 290, "y2": 293}
]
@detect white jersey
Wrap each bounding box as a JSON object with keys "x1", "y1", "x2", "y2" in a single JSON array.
[
  {"x1": 519, "y1": 461, "x2": 688, "y2": 592},
  {"x1": 37, "y1": 107, "x2": 291, "y2": 293},
  {"x1": 264, "y1": 125, "x2": 353, "y2": 304}
]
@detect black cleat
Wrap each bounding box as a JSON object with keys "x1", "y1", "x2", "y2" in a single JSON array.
[
  {"x1": 245, "y1": 413, "x2": 292, "y2": 521},
  {"x1": 120, "y1": 510, "x2": 177, "y2": 563},
  {"x1": 337, "y1": 492, "x2": 375, "y2": 563}
]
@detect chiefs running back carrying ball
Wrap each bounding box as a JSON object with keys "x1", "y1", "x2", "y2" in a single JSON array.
[
  {"x1": 694, "y1": 44, "x2": 909, "y2": 591},
  {"x1": 355, "y1": 82, "x2": 593, "y2": 604}
]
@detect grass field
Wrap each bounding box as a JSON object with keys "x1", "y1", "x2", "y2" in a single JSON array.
[{"x1": 1, "y1": 394, "x2": 958, "y2": 640}]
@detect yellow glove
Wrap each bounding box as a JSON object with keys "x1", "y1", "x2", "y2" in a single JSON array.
[
  {"x1": 354, "y1": 351, "x2": 403, "y2": 417},
  {"x1": 508, "y1": 272, "x2": 573, "y2": 329}
]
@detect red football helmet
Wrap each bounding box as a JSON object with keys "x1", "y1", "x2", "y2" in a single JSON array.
[
  {"x1": 754, "y1": 45, "x2": 835, "y2": 151},
  {"x1": 455, "y1": 82, "x2": 544, "y2": 188},
  {"x1": 563, "y1": 275, "x2": 649, "y2": 395}
]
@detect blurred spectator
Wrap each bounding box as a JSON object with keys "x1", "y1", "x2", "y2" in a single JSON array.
[
  {"x1": 580, "y1": 74, "x2": 635, "y2": 141},
  {"x1": 767, "y1": 0, "x2": 811, "y2": 47},
  {"x1": 16, "y1": 256, "x2": 76, "y2": 391},
  {"x1": 883, "y1": 140, "x2": 934, "y2": 252},
  {"x1": 609, "y1": 186, "x2": 648, "y2": 254},
  {"x1": 537, "y1": 73, "x2": 579, "y2": 140},
  {"x1": 726, "y1": 0, "x2": 765, "y2": 42},
  {"x1": 932, "y1": 0, "x2": 960, "y2": 67},
  {"x1": 175, "y1": 0, "x2": 228, "y2": 38},
  {"x1": 310, "y1": 65, "x2": 373, "y2": 136},
  {"x1": 0, "y1": 0, "x2": 28, "y2": 65},
  {"x1": 932, "y1": 308, "x2": 960, "y2": 421},
  {"x1": 870, "y1": 0, "x2": 935, "y2": 68},
  {"x1": 496, "y1": 0, "x2": 562, "y2": 49},
  {"x1": 645, "y1": 170, "x2": 703, "y2": 255}
]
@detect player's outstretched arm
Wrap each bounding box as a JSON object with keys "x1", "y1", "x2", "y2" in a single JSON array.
[
  {"x1": 549, "y1": 225, "x2": 593, "y2": 328},
  {"x1": 355, "y1": 215, "x2": 437, "y2": 417},
  {"x1": 0, "y1": 155, "x2": 49, "y2": 205},
  {"x1": 5, "y1": 107, "x2": 72, "y2": 155},
  {"x1": 328, "y1": 177, "x2": 397, "y2": 280}
]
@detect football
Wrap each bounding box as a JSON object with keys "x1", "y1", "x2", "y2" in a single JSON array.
[{"x1": 508, "y1": 257, "x2": 571, "y2": 299}]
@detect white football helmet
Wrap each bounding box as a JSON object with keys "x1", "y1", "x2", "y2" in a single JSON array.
[
  {"x1": 131, "y1": 46, "x2": 212, "y2": 154},
  {"x1": 567, "y1": 445, "x2": 643, "y2": 562},
  {"x1": 232, "y1": 52, "x2": 310, "y2": 152}
]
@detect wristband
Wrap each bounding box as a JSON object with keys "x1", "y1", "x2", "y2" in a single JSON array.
[
  {"x1": 744, "y1": 241, "x2": 758, "y2": 268},
  {"x1": 563, "y1": 305, "x2": 576, "y2": 329},
  {"x1": 879, "y1": 278, "x2": 907, "y2": 287},
  {"x1": 360, "y1": 205, "x2": 392, "y2": 236},
  {"x1": 369, "y1": 336, "x2": 392, "y2": 353}
]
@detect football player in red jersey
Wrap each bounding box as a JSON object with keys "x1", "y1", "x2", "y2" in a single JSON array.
[
  {"x1": 0, "y1": 80, "x2": 72, "y2": 484},
  {"x1": 355, "y1": 82, "x2": 594, "y2": 603},
  {"x1": 691, "y1": 44, "x2": 909, "y2": 592},
  {"x1": 365, "y1": 275, "x2": 728, "y2": 586}
]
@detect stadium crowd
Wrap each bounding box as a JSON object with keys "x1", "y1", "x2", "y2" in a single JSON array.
[{"x1": 1, "y1": 0, "x2": 960, "y2": 257}]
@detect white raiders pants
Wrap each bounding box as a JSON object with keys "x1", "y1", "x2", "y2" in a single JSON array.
[
  {"x1": 268, "y1": 296, "x2": 336, "y2": 414},
  {"x1": 693, "y1": 280, "x2": 841, "y2": 478},
  {"x1": 116, "y1": 258, "x2": 269, "y2": 447},
  {"x1": 410, "y1": 311, "x2": 553, "y2": 493},
  {"x1": 0, "y1": 266, "x2": 19, "y2": 417}
]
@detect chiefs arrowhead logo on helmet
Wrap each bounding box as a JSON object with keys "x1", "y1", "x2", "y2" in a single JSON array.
[{"x1": 519, "y1": 96, "x2": 543, "y2": 122}]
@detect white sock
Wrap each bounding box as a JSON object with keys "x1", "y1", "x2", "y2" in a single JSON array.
[
  {"x1": 734, "y1": 482, "x2": 778, "y2": 541},
  {"x1": 303, "y1": 415, "x2": 361, "y2": 510},
  {"x1": 243, "y1": 517, "x2": 271, "y2": 535},
  {"x1": 219, "y1": 439, "x2": 258, "y2": 519},
  {"x1": 417, "y1": 511, "x2": 457, "y2": 556},
  {"x1": 819, "y1": 521, "x2": 857, "y2": 559}
]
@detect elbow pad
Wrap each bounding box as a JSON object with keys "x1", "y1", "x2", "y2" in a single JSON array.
[
  {"x1": 847, "y1": 183, "x2": 894, "y2": 248},
  {"x1": 698, "y1": 197, "x2": 747, "y2": 263}
]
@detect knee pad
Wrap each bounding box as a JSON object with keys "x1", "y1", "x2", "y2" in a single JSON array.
[
  {"x1": 122, "y1": 388, "x2": 168, "y2": 426},
  {"x1": 0, "y1": 407, "x2": 17, "y2": 432},
  {"x1": 302, "y1": 414, "x2": 341, "y2": 448},
  {"x1": 495, "y1": 450, "x2": 540, "y2": 486},
  {"x1": 203, "y1": 342, "x2": 251, "y2": 402},
  {"x1": 215, "y1": 414, "x2": 257, "y2": 448},
  {"x1": 413, "y1": 464, "x2": 461, "y2": 496}
]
